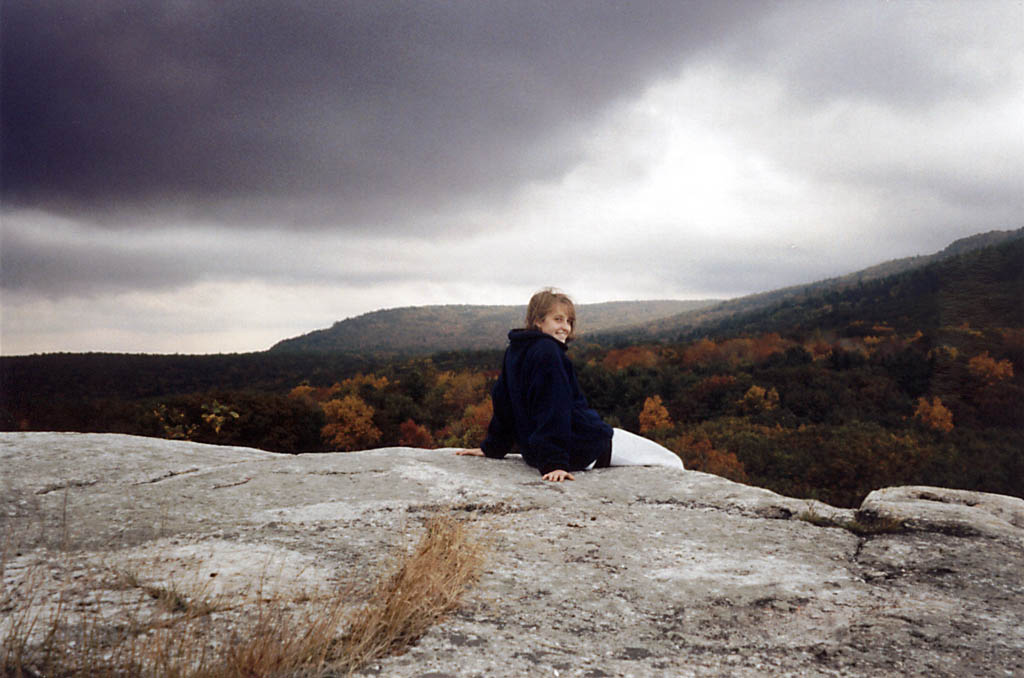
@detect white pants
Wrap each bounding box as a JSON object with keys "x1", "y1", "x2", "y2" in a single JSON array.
[{"x1": 589, "y1": 428, "x2": 684, "y2": 470}]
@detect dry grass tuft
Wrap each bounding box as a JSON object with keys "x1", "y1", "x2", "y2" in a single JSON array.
[
  {"x1": 334, "y1": 515, "x2": 487, "y2": 674},
  {"x1": 215, "y1": 577, "x2": 349, "y2": 678},
  {"x1": 2, "y1": 512, "x2": 486, "y2": 678}
]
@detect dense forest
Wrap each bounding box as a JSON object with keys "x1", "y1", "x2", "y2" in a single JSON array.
[{"x1": 3, "y1": 234, "x2": 1022, "y2": 508}]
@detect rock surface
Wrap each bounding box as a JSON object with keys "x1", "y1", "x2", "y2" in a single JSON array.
[{"x1": 2, "y1": 432, "x2": 1022, "y2": 677}]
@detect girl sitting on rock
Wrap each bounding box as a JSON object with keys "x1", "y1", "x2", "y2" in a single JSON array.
[{"x1": 457, "y1": 288, "x2": 684, "y2": 482}]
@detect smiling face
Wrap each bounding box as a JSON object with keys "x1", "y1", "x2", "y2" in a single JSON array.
[{"x1": 534, "y1": 302, "x2": 573, "y2": 343}]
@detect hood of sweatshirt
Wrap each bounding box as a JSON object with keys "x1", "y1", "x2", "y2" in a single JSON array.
[{"x1": 507, "y1": 328, "x2": 568, "y2": 352}]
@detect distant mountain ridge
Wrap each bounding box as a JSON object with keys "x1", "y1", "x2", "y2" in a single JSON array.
[
  {"x1": 269, "y1": 299, "x2": 717, "y2": 354},
  {"x1": 593, "y1": 227, "x2": 1024, "y2": 342},
  {"x1": 271, "y1": 228, "x2": 1022, "y2": 354}
]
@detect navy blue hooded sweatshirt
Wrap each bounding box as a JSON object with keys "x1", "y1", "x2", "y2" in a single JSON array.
[{"x1": 480, "y1": 329, "x2": 613, "y2": 475}]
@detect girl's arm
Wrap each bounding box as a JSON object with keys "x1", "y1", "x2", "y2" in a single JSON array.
[
  {"x1": 480, "y1": 362, "x2": 515, "y2": 458},
  {"x1": 457, "y1": 449, "x2": 574, "y2": 482}
]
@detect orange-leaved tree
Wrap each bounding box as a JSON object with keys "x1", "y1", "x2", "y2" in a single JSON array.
[
  {"x1": 602, "y1": 346, "x2": 659, "y2": 371},
  {"x1": 638, "y1": 395, "x2": 672, "y2": 435},
  {"x1": 440, "y1": 371, "x2": 489, "y2": 413},
  {"x1": 750, "y1": 333, "x2": 790, "y2": 363},
  {"x1": 667, "y1": 433, "x2": 747, "y2": 482},
  {"x1": 438, "y1": 399, "x2": 493, "y2": 448},
  {"x1": 321, "y1": 395, "x2": 382, "y2": 451},
  {"x1": 288, "y1": 384, "x2": 317, "y2": 403},
  {"x1": 682, "y1": 338, "x2": 720, "y2": 367},
  {"x1": 399, "y1": 419, "x2": 435, "y2": 448},
  {"x1": 913, "y1": 396, "x2": 954, "y2": 433},
  {"x1": 737, "y1": 385, "x2": 780, "y2": 415},
  {"x1": 968, "y1": 351, "x2": 1015, "y2": 384}
]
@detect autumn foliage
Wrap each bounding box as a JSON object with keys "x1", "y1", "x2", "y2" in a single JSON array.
[
  {"x1": 968, "y1": 351, "x2": 1014, "y2": 383},
  {"x1": 4, "y1": 313, "x2": 1022, "y2": 509},
  {"x1": 399, "y1": 419, "x2": 435, "y2": 448},
  {"x1": 321, "y1": 395, "x2": 382, "y2": 451},
  {"x1": 638, "y1": 395, "x2": 671, "y2": 434},
  {"x1": 913, "y1": 396, "x2": 954, "y2": 433},
  {"x1": 603, "y1": 346, "x2": 660, "y2": 371},
  {"x1": 737, "y1": 385, "x2": 779, "y2": 414},
  {"x1": 667, "y1": 434, "x2": 748, "y2": 483},
  {"x1": 438, "y1": 399, "x2": 493, "y2": 448}
]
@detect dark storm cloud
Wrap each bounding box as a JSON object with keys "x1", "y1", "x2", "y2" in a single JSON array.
[
  {"x1": 1, "y1": 226, "x2": 200, "y2": 295},
  {"x1": 0, "y1": 218, "x2": 431, "y2": 296},
  {"x1": 1, "y1": 0, "x2": 753, "y2": 227},
  {"x1": 1, "y1": 229, "x2": 188, "y2": 297}
]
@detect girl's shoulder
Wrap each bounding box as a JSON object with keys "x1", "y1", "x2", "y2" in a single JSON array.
[
  {"x1": 521, "y1": 337, "x2": 571, "y2": 373},
  {"x1": 523, "y1": 334, "x2": 566, "y2": 354}
]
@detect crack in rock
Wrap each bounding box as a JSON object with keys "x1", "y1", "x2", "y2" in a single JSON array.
[
  {"x1": 34, "y1": 479, "x2": 99, "y2": 495},
  {"x1": 133, "y1": 467, "x2": 201, "y2": 485},
  {"x1": 212, "y1": 477, "x2": 252, "y2": 490}
]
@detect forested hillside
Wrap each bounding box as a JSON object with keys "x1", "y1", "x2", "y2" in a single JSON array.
[
  {"x1": 676, "y1": 231, "x2": 1024, "y2": 340},
  {"x1": 270, "y1": 299, "x2": 715, "y2": 354},
  {"x1": 597, "y1": 227, "x2": 1024, "y2": 343},
  {"x1": 3, "y1": 230, "x2": 1021, "y2": 508}
]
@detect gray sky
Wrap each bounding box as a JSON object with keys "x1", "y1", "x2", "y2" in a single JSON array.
[{"x1": 2, "y1": 0, "x2": 1022, "y2": 354}]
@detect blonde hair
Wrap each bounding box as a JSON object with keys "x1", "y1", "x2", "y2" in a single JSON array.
[{"x1": 525, "y1": 288, "x2": 577, "y2": 341}]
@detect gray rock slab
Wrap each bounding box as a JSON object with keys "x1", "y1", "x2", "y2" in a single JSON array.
[
  {"x1": 860, "y1": 485, "x2": 1024, "y2": 548},
  {"x1": 2, "y1": 432, "x2": 1022, "y2": 677}
]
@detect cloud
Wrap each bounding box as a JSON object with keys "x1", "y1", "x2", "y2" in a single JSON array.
[
  {"x1": 1, "y1": 281, "x2": 348, "y2": 355},
  {"x1": 2, "y1": 1, "x2": 1021, "y2": 354},
  {"x1": 6, "y1": 1, "x2": 1018, "y2": 234},
  {"x1": 722, "y1": 0, "x2": 1022, "y2": 108},
  {"x1": 0, "y1": 210, "x2": 440, "y2": 296},
  {"x1": 1, "y1": 1, "x2": 753, "y2": 228}
]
